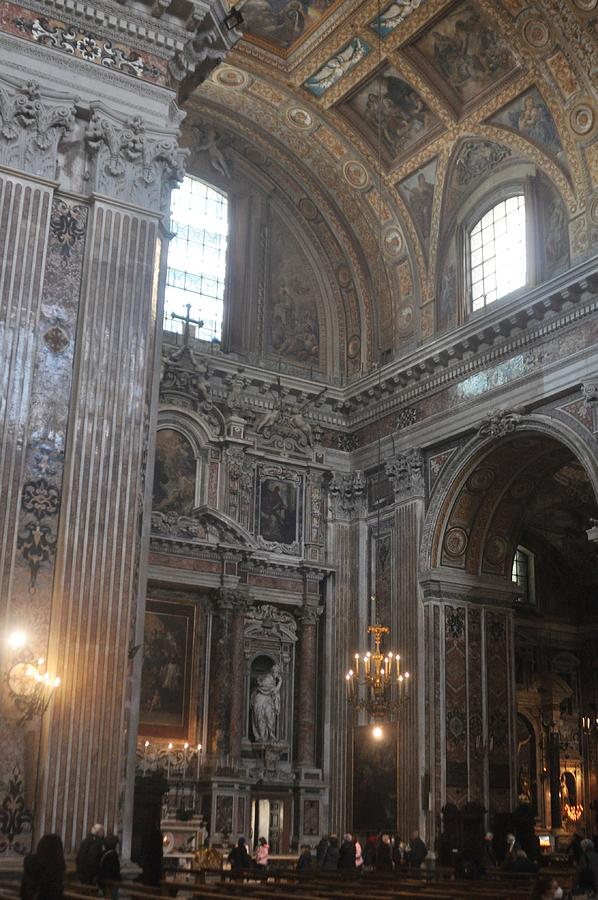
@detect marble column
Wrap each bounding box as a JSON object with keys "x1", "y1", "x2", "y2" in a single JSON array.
[
  {"x1": 325, "y1": 471, "x2": 365, "y2": 834},
  {"x1": 296, "y1": 606, "x2": 321, "y2": 767},
  {"x1": 386, "y1": 450, "x2": 425, "y2": 838},
  {"x1": 229, "y1": 592, "x2": 249, "y2": 763},
  {"x1": 208, "y1": 590, "x2": 235, "y2": 759},
  {"x1": 32, "y1": 110, "x2": 186, "y2": 854}
]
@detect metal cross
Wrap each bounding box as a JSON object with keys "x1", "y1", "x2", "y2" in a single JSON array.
[{"x1": 171, "y1": 303, "x2": 204, "y2": 346}]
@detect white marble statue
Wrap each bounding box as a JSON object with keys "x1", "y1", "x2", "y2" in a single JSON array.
[{"x1": 250, "y1": 663, "x2": 282, "y2": 742}]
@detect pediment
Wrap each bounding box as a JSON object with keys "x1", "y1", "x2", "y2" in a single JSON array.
[{"x1": 192, "y1": 505, "x2": 259, "y2": 549}]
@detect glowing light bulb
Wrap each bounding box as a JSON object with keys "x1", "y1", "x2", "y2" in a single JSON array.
[
  {"x1": 144, "y1": 740, "x2": 150, "y2": 748},
  {"x1": 184, "y1": 742, "x2": 189, "y2": 750},
  {"x1": 8, "y1": 630, "x2": 27, "y2": 650},
  {"x1": 372, "y1": 726, "x2": 383, "y2": 739},
  {"x1": 168, "y1": 742, "x2": 173, "y2": 750},
  {"x1": 53, "y1": 677, "x2": 61, "y2": 688}
]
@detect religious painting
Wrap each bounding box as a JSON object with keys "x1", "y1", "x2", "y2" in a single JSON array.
[
  {"x1": 353, "y1": 723, "x2": 397, "y2": 831},
  {"x1": 491, "y1": 88, "x2": 564, "y2": 162},
  {"x1": 339, "y1": 66, "x2": 440, "y2": 164},
  {"x1": 139, "y1": 600, "x2": 195, "y2": 738},
  {"x1": 407, "y1": 2, "x2": 516, "y2": 110},
  {"x1": 398, "y1": 158, "x2": 437, "y2": 252},
  {"x1": 370, "y1": 0, "x2": 423, "y2": 38},
  {"x1": 258, "y1": 476, "x2": 298, "y2": 545},
  {"x1": 304, "y1": 37, "x2": 371, "y2": 96},
  {"x1": 152, "y1": 428, "x2": 196, "y2": 517},
  {"x1": 242, "y1": 0, "x2": 336, "y2": 52},
  {"x1": 215, "y1": 795, "x2": 233, "y2": 835},
  {"x1": 267, "y1": 211, "x2": 321, "y2": 371}
]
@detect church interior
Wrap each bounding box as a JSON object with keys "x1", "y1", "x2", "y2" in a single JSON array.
[{"x1": 3, "y1": 0, "x2": 598, "y2": 890}]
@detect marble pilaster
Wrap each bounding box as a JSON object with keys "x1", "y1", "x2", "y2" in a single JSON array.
[
  {"x1": 386, "y1": 450, "x2": 425, "y2": 837},
  {"x1": 295, "y1": 605, "x2": 321, "y2": 767}
]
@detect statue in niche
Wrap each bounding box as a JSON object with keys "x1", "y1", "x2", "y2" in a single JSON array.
[{"x1": 250, "y1": 663, "x2": 282, "y2": 742}]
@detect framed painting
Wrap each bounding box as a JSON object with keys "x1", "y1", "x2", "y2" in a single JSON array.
[
  {"x1": 139, "y1": 599, "x2": 195, "y2": 738},
  {"x1": 258, "y1": 475, "x2": 300, "y2": 546},
  {"x1": 353, "y1": 723, "x2": 397, "y2": 832}
]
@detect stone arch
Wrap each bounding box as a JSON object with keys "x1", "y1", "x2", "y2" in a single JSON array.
[{"x1": 421, "y1": 411, "x2": 598, "y2": 583}]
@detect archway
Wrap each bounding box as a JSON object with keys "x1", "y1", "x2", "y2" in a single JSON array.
[{"x1": 420, "y1": 418, "x2": 598, "y2": 849}]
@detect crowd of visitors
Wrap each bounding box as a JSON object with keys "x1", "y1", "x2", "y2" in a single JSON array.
[
  {"x1": 20, "y1": 826, "x2": 121, "y2": 899},
  {"x1": 18, "y1": 821, "x2": 598, "y2": 898},
  {"x1": 304, "y1": 830, "x2": 428, "y2": 873}
]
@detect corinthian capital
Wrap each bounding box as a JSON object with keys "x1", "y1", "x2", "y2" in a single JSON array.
[
  {"x1": 0, "y1": 78, "x2": 76, "y2": 179},
  {"x1": 385, "y1": 448, "x2": 424, "y2": 501},
  {"x1": 85, "y1": 110, "x2": 188, "y2": 212}
]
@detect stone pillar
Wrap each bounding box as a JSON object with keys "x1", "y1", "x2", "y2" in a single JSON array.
[
  {"x1": 386, "y1": 450, "x2": 425, "y2": 838},
  {"x1": 0, "y1": 0, "x2": 239, "y2": 858},
  {"x1": 296, "y1": 606, "x2": 321, "y2": 767},
  {"x1": 208, "y1": 589, "x2": 235, "y2": 759},
  {"x1": 229, "y1": 593, "x2": 249, "y2": 763},
  {"x1": 325, "y1": 471, "x2": 365, "y2": 834}
]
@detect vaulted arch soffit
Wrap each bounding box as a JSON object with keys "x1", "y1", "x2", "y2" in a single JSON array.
[
  {"x1": 421, "y1": 414, "x2": 598, "y2": 585},
  {"x1": 185, "y1": 0, "x2": 598, "y2": 358}
]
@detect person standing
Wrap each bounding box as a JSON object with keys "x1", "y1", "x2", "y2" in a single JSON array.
[
  {"x1": 355, "y1": 836, "x2": 363, "y2": 872},
  {"x1": 20, "y1": 833, "x2": 65, "y2": 900},
  {"x1": 228, "y1": 837, "x2": 251, "y2": 876},
  {"x1": 255, "y1": 836, "x2": 269, "y2": 870},
  {"x1": 76, "y1": 823, "x2": 104, "y2": 885},
  {"x1": 338, "y1": 833, "x2": 356, "y2": 870},
  {"x1": 408, "y1": 830, "x2": 427, "y2": 868},
  {"x1": 376, "y1": 834, "x2": 393, "y2": 871},
  {"x1": 320, "y1": 835, "x2": 340, "y2": 871},
  {"x1": 98, "y1": 834, "x2": 121, "y2": 899}
]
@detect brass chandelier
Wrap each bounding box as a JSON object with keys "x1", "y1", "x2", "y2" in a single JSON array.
[{"x1": 345, "y1": 618, "x2": 410, "y2": 721}]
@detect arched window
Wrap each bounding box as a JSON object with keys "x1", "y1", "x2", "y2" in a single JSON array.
[
  {"x1": 469, "y1": 195, "x2": 526, "y2": 311},
  {"x1": 512, "y1": 545, "x2": 536, "y2": 606},
  {"x1": 164, "y1": 175, "x2": 228, "y2": 340}
]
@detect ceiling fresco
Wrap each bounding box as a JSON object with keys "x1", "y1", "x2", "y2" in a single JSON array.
[
  {"x1": 338, "y1": 65, "x2": 441, "y2": 163},
  {"x1": 194, "y1": 0, "x2": 598, "y2": 366},
  {"x1": 405, "y1": 1, "x2": 519, "y2": 112},
  {"x1": 239, "y1": 0, "x2": 339, "y2": 53}
]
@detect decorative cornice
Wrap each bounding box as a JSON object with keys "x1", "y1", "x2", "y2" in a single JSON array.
[{"x1": 160, "y1": 259, "x2": 598, "y2": 442}]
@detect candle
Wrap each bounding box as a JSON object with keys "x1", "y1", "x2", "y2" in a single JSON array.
[
  {"x1": 196, "y1": 744, "x2": 201, "y2": 781},
  {"x1": 143, "y1": 740, "x2": 149, "y2": 776},
  {"x1": 396, "y1": 655, "x2": 401, "y2": 680},
  {"x1": 167, "y1": 742, "x2": 173, "y2": 779},
  {"x1": 405, "y1": 672, "x2": 410, "y2": 697},
  {"x1": 354, "y1": 654, "x2": 359, "y2": 677}
]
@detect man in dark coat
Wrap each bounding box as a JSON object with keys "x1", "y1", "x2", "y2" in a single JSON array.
[
  {"x1": 338, "y1": 834, "x2": 356, "y2": 870},
  {"x1": 98, "y1": 834, "x2": 121, "y2": 899},
  {"x1": 409, "y1": 830, "x2": 428, "y2": 868},
  {"x1": 76, "y1": 824, "x2": 105, "y2": 885},
  {"x1": 228, "y1": 837, "x2": 251, "y2": 875}
]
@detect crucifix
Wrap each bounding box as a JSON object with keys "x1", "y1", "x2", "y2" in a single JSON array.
[{"x1": 171, "y1": 304, "x2": 204, "y2": 347}]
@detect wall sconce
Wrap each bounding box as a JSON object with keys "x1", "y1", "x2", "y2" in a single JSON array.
[
  {"x1": 224, "y1": 6, "x2": 243, "y2": 30},
  {"x1": 5, "y1": 631, "x2": 61, "y2": 724}
]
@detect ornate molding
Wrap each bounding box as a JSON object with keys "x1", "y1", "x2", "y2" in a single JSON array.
[
  {"x1": 477, "y1": 409, "x2": 522, "y2": 438},
  {"x1": 244, "y1": 603, "x2": 298, "y2": 642},
  {"x1": 582, "y1": 381, "x2": 598, "y2": 406},
  {"x1": 84, "y1": 110, "x2": 187, "y2": 212},
  {"x1": 0, "y1": 79, "x2": 75, "y2": 179},
  {"x1": 385, "y1": 448, "x2": 424, "y2": 500},
  {"x1": 295, "y1": 604, "x2": 323, "y2": 627},
  {"x1": 169, "y1": 14, "x2": 237, "y2": 103}
]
